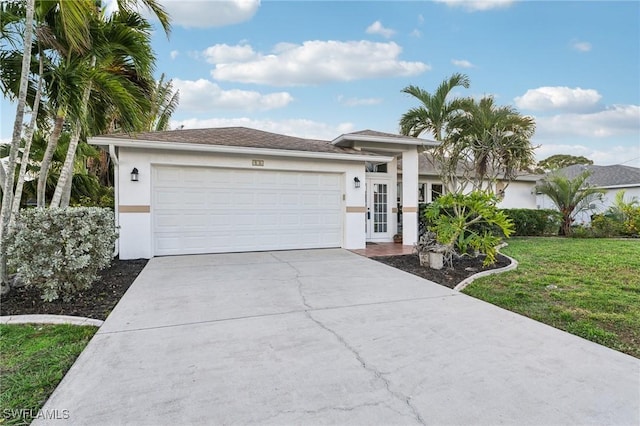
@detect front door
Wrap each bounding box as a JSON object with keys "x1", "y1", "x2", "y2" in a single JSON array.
[{"x1": 366, "y1": 178, "x2": 391, "y2": 241}]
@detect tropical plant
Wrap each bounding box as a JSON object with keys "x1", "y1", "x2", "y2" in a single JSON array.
[
  {"x1": 593, "y1": 190, "x2": 640, "y2": 237},
  {"x1": 422, "y1": 191, "x2": 514, "y2": 266},
  {"x1": 0, "y1": 0, "x2": 171, "y2": 287},
  {"x1": 50, "y1": 9, "x2": 157, "y2": 208},
  {"x1": 400, "y1": 76, "x2": 536, "y2": 195},
  {"x1": 144, "y1": 73, "x2": 180, "y2": 131},
  {"x1": 400, "y1": 73, "x2": 470, "y2": 141},
  {"x1": 535, "y1": 170, "x2": 604, "y2": 236},
  {"x1": 400, "y1": 73, "x2": 470, "y2": 193},
  {"x1": 446, "y1": 96, "x2": 537, "y2": 193}
]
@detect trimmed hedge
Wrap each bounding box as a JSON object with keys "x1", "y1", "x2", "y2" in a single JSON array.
[
  {"x1": 6, "y1": 207, "x2": 118, "y2": 302},
  {"x1": 501, "y1": 209, "x2": 562, "y2": 236}
]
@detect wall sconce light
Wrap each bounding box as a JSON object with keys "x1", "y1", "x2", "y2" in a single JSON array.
[
  {"x1": 354, "y1": 177, "x2": 361, "y2": 188},
  {"x1": 131, "y1": 168, "x2": 139, "y2": 182}
]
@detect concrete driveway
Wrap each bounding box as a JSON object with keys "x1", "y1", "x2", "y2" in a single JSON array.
[{"x1": 37, "y1": 249, "x2": 639, "y2": 425}]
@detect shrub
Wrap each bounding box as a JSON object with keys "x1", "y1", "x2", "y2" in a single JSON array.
[
  {"x1": 502, "y1": 209, "x2": 562, "y2": 236},
  {"x1": 569, "y1": 225, "x2": 594, "y2": 239},
  {"x1": 591, "y1": 214, "x2": 625, "y2": 237},
  {"x1": 424, "y1": 191, "x2": 514, "y2": 266},
  {"x1": 6, "y1": 207, "x2": 118, "y2": 302}
]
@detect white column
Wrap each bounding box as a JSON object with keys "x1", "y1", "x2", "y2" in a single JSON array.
[{"x1": 402, "y1": 147, "x2": 419, "y2": 245}]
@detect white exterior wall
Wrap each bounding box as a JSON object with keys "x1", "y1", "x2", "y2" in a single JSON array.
[
  {"x1": 116, "y1": 147, "x2": 366, "y2": 259},
  {"x1": 499, "y1": 181, "x2": 537, "y2": 209}
]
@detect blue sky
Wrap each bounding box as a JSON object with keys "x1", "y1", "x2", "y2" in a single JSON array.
[{"x1": 2, "y1": 0, "x2": 639, "y2": 167}]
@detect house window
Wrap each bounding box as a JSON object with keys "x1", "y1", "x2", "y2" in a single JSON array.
[
  {"x1": 431, "y1": 184, "x2": 443, "y2": 202},
  {"x1": 366, "y1": 162, "x2": 388, "y2": 173},
  {"x1": 418, "y1": 183, "x2": 427, "y2": 203}
]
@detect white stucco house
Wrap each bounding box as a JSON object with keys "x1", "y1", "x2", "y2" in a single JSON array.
[
  {"x1": 91, "y1": 127, "x2": 539, "y2": 260},
  {"x1": 536, "y1": 164, "x2": 640, "y2": 224},
  {"x1": 398, "y1": 155, "x2": 539, "y2": 209},
  {"x1": 91, "y1": 128, "x2": 438, "y2": 259}
]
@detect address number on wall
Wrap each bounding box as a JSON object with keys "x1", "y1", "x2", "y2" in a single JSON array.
[{"x1": 252, "y1": 159, "x2": 264, "y2": 167}]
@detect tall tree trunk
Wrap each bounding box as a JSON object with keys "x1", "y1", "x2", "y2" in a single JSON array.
[
  {"x1": 60, "y1": 171, "x2": 74, "y2": 208},
  {"x1": 37, "y1": 112, "x2": 65, "y2": 207},
  {"x1": 51, "y1": 122, "x2": 81, "y2": 208},
  {"x1": 0, "y1": 162, "x2": 6, "y2": 195},
  {"x1": 1, "y1": 0, "x2": 36, "y2": 288},
  {"x1": 51, "y1": 57, "x2": 94, "y2": 208},
  {"x1": 11, "y1": 52, "x2": 44, "y2": 228}
]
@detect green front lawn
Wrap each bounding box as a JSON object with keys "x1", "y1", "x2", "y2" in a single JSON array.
[
  {"x1": 0, "y1": 324, "x2": 97, "y2": 425},
  {"x1": 463, "y1": 237, "x2": 640, "y2": 358}
]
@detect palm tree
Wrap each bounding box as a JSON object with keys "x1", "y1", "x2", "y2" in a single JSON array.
[
  {"x1": 145, "y1": 73, "x2": 180, "y2": 131},
  {"x1": 50, "y1": 9, "x2": 157, "y2": 208},
  {"x1": 535, "y1": 170, "x2": 604, "y2": 236},
  {"x1": 399, "y1": 73, "x2": 470, "y2": 141},
  {"x1": 399, "y1": 73, "x2": 470, "y2": 193},
  {"x1": 447, "y1": 96, "x2": 536, "y2": 193}
]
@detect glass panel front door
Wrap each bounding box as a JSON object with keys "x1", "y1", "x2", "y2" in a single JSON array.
[{"x1": 366, "y1": 179, "x2": 391, "y2": 240}]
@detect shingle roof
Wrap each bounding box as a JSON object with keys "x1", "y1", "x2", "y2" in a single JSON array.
[
  {"x1": 553, "y1": 164, "x2": 640, "y2": 187},
  {"x1": 99, "y1": 127, "x2": 373, "y2": 155},
  {"x1": 398, "y1": 154, "x2": 542, "y2": 181}
]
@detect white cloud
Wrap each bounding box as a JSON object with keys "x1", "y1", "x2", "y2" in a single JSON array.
[
  {"x1": 169, "y1": 117, "x2": 355, "y2": 140},
  {"x1": 210, "y1": 40, "x2": 430, "y2": 86},
  {"x1": 514, "y1": 86, "x2": 602, "y2": 112},
  {"x1": 202, "y1": 44, "x2": 257, "y2": 64},
  {"x1": 534, "y1": 104, "x2": 640, "y2": 139},
  {"x1": 170, "y1": 50, "x2": 179, "y2": 60},
  {"x1": 337, "y1": 95, "x2": 383, "y2": 107},
  {"x1": 410, "y1": 29, "x2": 422, "y2": 38},
  {"x1": 366, "y1": 21, "x2": 395, "y2": 38},
  {"x1": 451, "y1": 59, "x2": 474, "y2": 68},
  {"x1": 571, "y1": 40, "x2": 592, "y2": 52},
  {"x1": 434, "y1": 0, "x2": 515, "y2": 12},
  {"x1": 103, "y1": 0, "x2": 259, "y2": 28},
  {"x1": 418, "y1": 14, "x2": 425, "y2": 24},
  {"x1": 159, "y1": 0, "x2": 260, "y2": 28},
  {"x1": 173, "y1": 78, "x2": 293, "y2": 112}
]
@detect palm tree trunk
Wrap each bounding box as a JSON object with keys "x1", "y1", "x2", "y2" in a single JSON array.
[
  {"x1": 50, "y1": 122, "x2": 82, "y2": 208},
  {"x1": 60, "y1": 171, "x2": 74, "y2": 208},
  {"x1": 0, "y1": 163, "x2": 6, "y2": 195},
  {"x1": 11, "y1": 52, "x2": 44, "y2": 228},
  {"x1": 37, "y1": 112, "x2": 65, "y2": 207},
  {"x1": 1, "y1": 0, "x2": 35, "y2": 288},
  {"x1": 51, "y1": 63, "x2": 93, "y2": 208}
]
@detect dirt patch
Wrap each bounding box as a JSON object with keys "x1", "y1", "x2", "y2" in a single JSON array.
[
  {"x1": 0, "y1": 259, "x2": 147, "y2": 321},
  {"x1": 373, "y1": 253, "x2": 511, "y2": 289}
]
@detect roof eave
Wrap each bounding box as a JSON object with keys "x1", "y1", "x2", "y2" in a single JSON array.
[
  {"x1": 90, "y1": 137, "x2": 394, "y2": 163},
  {"x1": 331, "y1": 133, "x2": 439, "y2": 147}
]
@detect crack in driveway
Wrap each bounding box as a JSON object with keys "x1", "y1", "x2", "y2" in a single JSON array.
[
  {"x1": 274, "y1": 253, "x2": 427, "y2": 425},
  {"x1": 305, "y1": 311, "x2": 426, "y2": 425}
]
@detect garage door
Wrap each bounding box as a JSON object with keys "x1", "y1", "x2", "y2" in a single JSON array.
[{"x1": 152, "y1": 166, "x2": 343, "y2": 255}]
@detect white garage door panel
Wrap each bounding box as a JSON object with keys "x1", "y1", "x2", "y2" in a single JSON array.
[{"x1": 152, "y1": 166, "x2": 343, "y2": 255}]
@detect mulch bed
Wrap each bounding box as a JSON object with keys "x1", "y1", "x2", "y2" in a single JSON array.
[
  {"x1": 0, "y1": 259, "x2": 147, "y2": 321},
  {"x1": 1, "y1": 253, "x2": 512, "y2": 320},
  {"x1": 372, "y1": 253, "x2": 511, "y2": 289}
]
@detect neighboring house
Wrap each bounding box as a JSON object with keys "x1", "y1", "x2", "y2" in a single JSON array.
[
  {"x1": 91, "y1": 127, "x2": 439, "y2": 259},
  {"x1": 536, "y1": 164, "x2": 640, "y2": 224}
]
